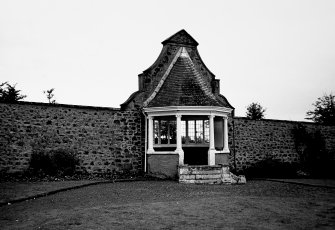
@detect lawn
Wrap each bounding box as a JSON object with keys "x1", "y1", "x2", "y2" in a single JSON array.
[
  {"x1": 0, "y1": 180, "x2": 103, "y2": 205},
  {"x1": 0, "y1": 180, "x2": 334, "y2": 229}
]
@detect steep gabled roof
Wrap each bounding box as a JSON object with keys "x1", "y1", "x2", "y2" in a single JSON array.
[
  {"x1": 121, "y1": 30, "x2": 234, "y2": 111},
  {"x1": 162, "y1": 29, "x2": 199, "y2": 47},
  {"x1": 144, "y1": 48, "x2": 228, "y2": 108}
]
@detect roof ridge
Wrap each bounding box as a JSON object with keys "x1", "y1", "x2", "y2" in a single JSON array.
[{"x1": 161, "y1": 29, "x2": 199, "y2": 46}]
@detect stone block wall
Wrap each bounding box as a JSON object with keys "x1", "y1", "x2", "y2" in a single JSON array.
[
  {"x1": 1, "y1": 102, "x2": 335, "y2": 176},
  {"x1": 0, "y1": 102, "x2": 144, "y2": 174},
  {"x1": 229, "y1": 117, "x2": 335, "y2": 171}
]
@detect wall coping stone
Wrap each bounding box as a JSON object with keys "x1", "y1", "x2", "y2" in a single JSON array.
[
  {"x1": 0, "y1": 101, "x2": 121, "y2": 111},
  {"x1": 233, "y1": 116, "x2": 334, "y2": 126},
  {"x1": 2, "y1": 102, "x2": 332, "y2": 126}
]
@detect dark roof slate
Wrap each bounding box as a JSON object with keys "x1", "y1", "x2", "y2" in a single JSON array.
[
  {"x1": 162, "y1": 29, "x2": 199, "y2": 46},
  {"x1": 147, "y1": 54, "x2": 227, "y2": 107}
]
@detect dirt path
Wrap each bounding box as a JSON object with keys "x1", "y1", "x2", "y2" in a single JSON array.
[{"x1": 0, "y1": 180, "x2": 334, "y2": 229}]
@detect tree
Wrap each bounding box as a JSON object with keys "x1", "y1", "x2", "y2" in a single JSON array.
[
  {"x1": 306, "y1": 93, "x2": 335, "y2": 125},
  {"x1": 43, "y1": 88, "x2": 56, "y2": 104},
  {"x1": 246, "y1": 102, "x2": 266, "y2": 120},
  {"x1": 0, "y1": 82, "x2": 26, "y2": 103}
]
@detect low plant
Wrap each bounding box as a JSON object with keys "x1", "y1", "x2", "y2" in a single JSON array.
[
  {"x1": 292, "y1": 124, "x2": 334, "y2": 178},
  {"x1": 29, "y1": 148, "x2": 79, "y2": 177},
  {"x1": 243, "y1": 157, "x2": 299, "y2": 178}
]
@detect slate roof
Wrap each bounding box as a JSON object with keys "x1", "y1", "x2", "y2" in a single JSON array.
[
  {"x1": 146, "y1": 48, "x2": 230, "y2": 108},
  {"x1": 121, "y1": 30, "x2": 234, "y2": 111},
  {"x1": 162, "y1": 29, "x2": 199, "y2": 46}
]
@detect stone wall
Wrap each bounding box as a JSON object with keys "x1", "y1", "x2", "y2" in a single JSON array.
[
  {"x1": 1, "y1": 102, "x2": 335, "y2": 176},
  {"x1": 0, "y1": 102, "x2": 144, "y2": 174},
  {"x1": 229, "y1": 117, "x2": 335, "y2": 171}
]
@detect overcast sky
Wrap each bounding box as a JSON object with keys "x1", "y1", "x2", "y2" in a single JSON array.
[{"x1": 1, "y1": 0, "x2": 334, "y2": 121}]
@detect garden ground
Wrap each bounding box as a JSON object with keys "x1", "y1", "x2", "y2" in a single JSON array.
[{"x1": 0, "y1": 180, "x2": 335, "y2": 229}]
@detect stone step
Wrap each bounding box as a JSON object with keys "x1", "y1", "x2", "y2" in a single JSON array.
[
  {"x1": 177, "y1": 165, "x2": 246, "y2": 185},
  {"x1": 195, "y1": 174, "x2": 222, "y2": 180},
  {"x1": 179, "y1": 169, "x2": 222, "y2": 175},
  {"x1": 179, "y1": 174, "x2": 222, "y2": 181},
  {"x1": 179, "y1": 165, "x2": 222, "y2": 176},
  {"x1": 180, "y1": 179, "x2": 222, "y2": 184}
]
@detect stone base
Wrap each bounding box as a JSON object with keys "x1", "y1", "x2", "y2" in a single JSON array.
[
  {"x1": 178, "y1": 165, "x2": 246, "y2": 185},
  {"x1": 147, "y1": 154, "x2": 179, "y2": 179}
]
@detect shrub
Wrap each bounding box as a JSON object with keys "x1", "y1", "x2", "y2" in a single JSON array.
[
  {"x1": 243, "y1": 157, "x2": 298, "y2": 178},
  {"x1": 50, "y1": 149, "x2": 79, "y2": 176},
  {"x1": 292, "y1": 124, "x2": 334, "y2": 178},
  {"x1": 29, "y1": 151, "x2": 54, "y2": 176},
  {"x1": 29, "y1": 148, "x2": 79, "y2": 177}
]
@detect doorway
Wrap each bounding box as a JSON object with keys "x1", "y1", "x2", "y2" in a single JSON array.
[{"x1": 184, "y1": 147, "x2": 208, "y2": 165}]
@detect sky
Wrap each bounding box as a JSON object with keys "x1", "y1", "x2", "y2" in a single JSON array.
[{"x1": 1, "y1": 0, "x2": 334, "y2": 121}]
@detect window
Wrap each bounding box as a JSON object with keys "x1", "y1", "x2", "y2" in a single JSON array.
[
  {"x1": 154, "y1": 119, "x2": 176, "y2": 145},
  {"x1": 154, "y1": 118, "x2": 209, "y2": 146},
  {"x1": 182, "y1": 119, "x2": 209, "y2": 145}
]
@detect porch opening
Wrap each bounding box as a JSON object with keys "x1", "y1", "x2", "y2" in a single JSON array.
[
  {"x1": 152, "y1": 116, "x2": 210, "y2": 165},
  {"x1": 182, "y1": 117, "x2": 209, "y2": 165},
  {"x1": 184, "y1": 147, "x2": 208, "y2": 165}
]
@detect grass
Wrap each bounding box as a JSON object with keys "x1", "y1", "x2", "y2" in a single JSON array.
[
  {"x1": 0, "y1": 180, "x2": 104, "y2": 205},
  {"x1": 0, "y1": 180, "x2": 335, "y2": 229}
]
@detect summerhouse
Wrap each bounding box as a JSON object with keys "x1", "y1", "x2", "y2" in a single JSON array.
[{"x1": 122, "y1": 30, "x2": 241, "y2": 183}]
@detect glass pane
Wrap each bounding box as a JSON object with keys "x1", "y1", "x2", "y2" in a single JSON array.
[
  {"x1": 188, "y1": 120, "x2": 195, "y2": 143},
  {"x1": 195, "y1": 120, "x2": 203, "y2": 143},
  {"x1": 181, "y1": 120, "x2": 186, "y2": 144},
  {"x1": 204, "y1": 120, "x2": 209, "y2": 143},
  {"x1": 160, "y1": 120, "x2": 168, "y2": 144},
  {"x1": 169, "y1": 121, "x2": 176, "y2": 144}
]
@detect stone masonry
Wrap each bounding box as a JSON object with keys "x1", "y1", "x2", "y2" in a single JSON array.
[
  {"x1": 229, "y1": 117, "x2": 335, "y2": 172},
  {"x1": 0, "y1": 102, "x2": 144, "y2": 174},
  {"x1": 1, "y1": 102, "x2": 334, "y2": 176}
]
